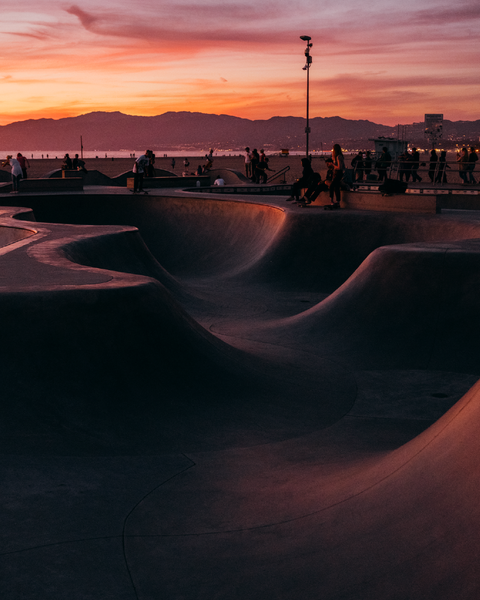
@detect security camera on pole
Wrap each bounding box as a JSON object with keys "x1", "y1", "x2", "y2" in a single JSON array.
[{"x1": 300, "y1": 35, "x2": 313, "y2": 158}]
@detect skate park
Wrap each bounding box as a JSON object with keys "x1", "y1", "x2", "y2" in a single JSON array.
[{"x1": 2, "y1": 172, "x2": 480, "y2": 599}]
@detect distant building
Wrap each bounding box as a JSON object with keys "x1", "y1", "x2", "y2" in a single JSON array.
[{"x1": 369, "y1": 137, "x2": 408, "y2": 159}]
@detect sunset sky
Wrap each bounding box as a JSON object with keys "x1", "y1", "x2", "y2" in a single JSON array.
[{"x1": 1, "y1": 0, "x2": 479, "y2": 126}]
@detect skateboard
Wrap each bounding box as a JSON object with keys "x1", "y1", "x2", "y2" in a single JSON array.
[
  {"x1": 130, "y1": 189, "x2": 149, "y2": 194},
  {"x1": 323, "y1": 203, "x2": 341, "y2": 210}
]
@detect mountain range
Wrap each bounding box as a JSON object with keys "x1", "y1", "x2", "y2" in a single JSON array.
[{"x1": 0, "y1": 111, "x2": 479, "y2": 151}]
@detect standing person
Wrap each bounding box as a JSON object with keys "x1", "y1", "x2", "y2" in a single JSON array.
[
  {"x1": 250, "y1": 149, "x2": 260, "y2": 182},
  {"x1": 410, "y1": 147, "x2": 422, "y2": 182},
  {"x1": 286, "y1": 157, "x2": 314, "y2": 202},
  {"x1": 328, "y1": 144, "x2": 345, "y2": 206},
  {"x1": 398, "y1": 151, "x2": 409, "y2": 182},
  {"x1": 255, "y1": 154, "x2": 274, "y2": 184},
  {"x1": 467, "y1": 147, "x2": 478, "y2": 184},
  {"x1": 244, "y1": 147, "x2": 252, "y2": 178},
  {"x1": 351, "y1": 151, "x2": 364, "y2": 181},
  {"x1": 457, "y1": 147, "x2": 469, "y2": 184},
  {"x1": 132, "y1": 150, "x2": 151, "y2": 193},
  {"x1": 376, "y1": 146, "x2": 391, "y2": 182},
  {"x1": 436, "y1": 151, "x2": 450, "y2": 184},
  {"x1": 363, "y1": 151, "x2": 373, "y2": 179},
  {"x1": 147, "y1": 151, "x2": 156, "y2": 177},
  {"x1": 170, "y1": 157, "x2": 176, "y2": 171},
  {"x1": 16, "y1": 153, "x2": 30, "y2": 179},
  {"x1": 2, "y1": 155, "x2": 23, "y2": 193},
  {"x1": 428, "y1": 149, "x2": 438, "y2": 183}
]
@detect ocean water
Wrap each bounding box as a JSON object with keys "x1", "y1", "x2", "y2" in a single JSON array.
[{"x1": 0, "y1": 149, "x2": 330, "y2": 159}]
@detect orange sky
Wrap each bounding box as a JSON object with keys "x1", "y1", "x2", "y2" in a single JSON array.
[{"x1": 1, "y1": 1, "x2": 480, "y2": 126}]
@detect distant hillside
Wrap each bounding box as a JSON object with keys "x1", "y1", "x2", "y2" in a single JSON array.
[{"x1": 0, "y1": 111, "x2": 479, "y2": 151}]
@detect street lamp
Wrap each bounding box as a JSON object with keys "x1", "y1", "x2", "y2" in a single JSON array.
[{"x1": 300, "y1": 35, "x2": 313, "y2": 158}]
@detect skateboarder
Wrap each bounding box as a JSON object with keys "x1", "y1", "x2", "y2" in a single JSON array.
[{"x1": 132, "y1": 150, "x2": 151, "y2": 193}]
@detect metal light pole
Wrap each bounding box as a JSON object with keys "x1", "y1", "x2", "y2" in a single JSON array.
[{"x1": 300, "y1": 35, "x2": 313, "y2": 158}]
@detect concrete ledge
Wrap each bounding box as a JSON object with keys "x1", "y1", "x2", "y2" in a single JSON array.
[
  {"x1": 342, "y1": 191, "x2": 439, "y2": 214},
  {"x1": 20, "y1": 178, "x2": 84, "y2": 192},
  {"x1": 438, "y1": 193, "x2": 480, "y2": 211},
  {"x1": 127, "y1": 176, "x2": 210, "y2": 189},
  {"x1": 62, "y1": 170, "x2": 81, "y2": 178}
]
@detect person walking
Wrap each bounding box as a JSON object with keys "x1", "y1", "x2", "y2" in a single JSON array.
[
  {"x1": 428, "y1": 149, "x2": 438, "y2": 183},
  {"x1": 457, "y1": 147, "x2": 469, "y2": 184},
  {"x1": 467, "y1": 147, "x2": 478, "y2": 184},
  {"x1": 410, "y1": 147, "x2": 422, "y2": 182},
  {"x1": 435, "y1": 151, "x2": 450, "y2": 184},
  {"x1": 376, "y1": 146, "x2": 391, "y2": 182}
]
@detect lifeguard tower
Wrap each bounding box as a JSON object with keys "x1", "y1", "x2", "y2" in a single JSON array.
[{"x1": 369, "y1": 137, "x2": 408, "y2": 159}]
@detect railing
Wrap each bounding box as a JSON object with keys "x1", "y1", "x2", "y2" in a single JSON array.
[
  {"x1": 350, "y1": 159, "x2": 478, "y2": 186},
  {"x1": 267, "y1": 166, "x2": 290, "y2": 184}
]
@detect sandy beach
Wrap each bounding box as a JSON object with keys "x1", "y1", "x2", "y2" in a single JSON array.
[{"x1": 22, "y1": 154, "x2": 331, "y2": 183}]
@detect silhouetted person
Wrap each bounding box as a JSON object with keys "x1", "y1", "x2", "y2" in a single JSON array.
[
  {"x1": 255, "y1": 154, "x2": 274, "y2": 183},
  {"x1": 436, "y1": 151, "x2": 449, "y2": 184},
  {"x1": 428, "y1": 149, "x2": 438, "y2": 183},
  {"x1": 410, "y1": 147, "x2": 422, "y2": 182},
  {"x1": 250, "y1": 149, "x2": 260, "y2": 182},
  {"x1": 62, "y1": 153, "x2": 72, "y2": 170},
  {"x1": 16, "y1": 153, "x2": 30, "y2": 179},
  {"x1": 244, "y1": 147, "x2": 252, "y2": 178},
  {"x1": 398, "y1": 151, "x2": 409, "y2": 182},
  {"x1": 467, "y1": 147, "x2": 478, "y2": 184},
  {"x1": 457, "y1": 147, "x2": 468, "y2": 184},
  {"x1": 147, "y1": 151, "x2": 156, "y2": 177},
  {"x1": 376, "y1": 147, "x2": 391, "y2": 182},
  {"x1": 133, "y1": 150, "x2": 151, "y2": 193},
  {"x1": 72, "y1": 154, "x2": 87, "y2": 173},
  {"x1": 286, "y1": 157, "x2": 314, "y2": 202},
  {"x1": 329, "y1": 144, "x2": 345, "y2": 206},
  {"x1": 351, "y1": 151, "x2": 364, "y2": 181},
  {"x1": 363, "y1": 151, "x2": 373, "y2": 179}
]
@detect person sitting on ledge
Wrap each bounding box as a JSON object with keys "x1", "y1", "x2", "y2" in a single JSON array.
[
  {"x1": 72, "y1": 154, "x2": 88, "y2": 173},
  {"x1": 286, "y1": 157, "x2": 315, "y2": 202},
  {"x1": 62, "y1": 153, "x2": 72, "y2": 170}
]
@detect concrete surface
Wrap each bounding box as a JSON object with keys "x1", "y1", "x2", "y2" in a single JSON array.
[{"x1": 1, "y1": 187, "x2": 480, "y2": 599}]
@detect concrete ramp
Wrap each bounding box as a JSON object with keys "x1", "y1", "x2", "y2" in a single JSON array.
[{"x1": 2, "y1": 196, "x2": 480, "y2": 599}]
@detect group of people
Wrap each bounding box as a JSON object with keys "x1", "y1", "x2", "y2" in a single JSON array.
[
  {"x1": 1, "y1": 153, "x2": 30, "y2": 193},
  {"x1": 456, "y1": 147, "x2": 478, "y2": 185},
  {"x1": 62, "y1": 153, "x2": 88, "y2": 173},
  {"x1": 287, "y1": 144, "x2": 345, "y2": 207},
  {"x1": 244, "y1": 148, "x2": 275, "y2": 183},
  {"x1": 350, "y1": 151, "x2": 374, "y2": 182}
]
